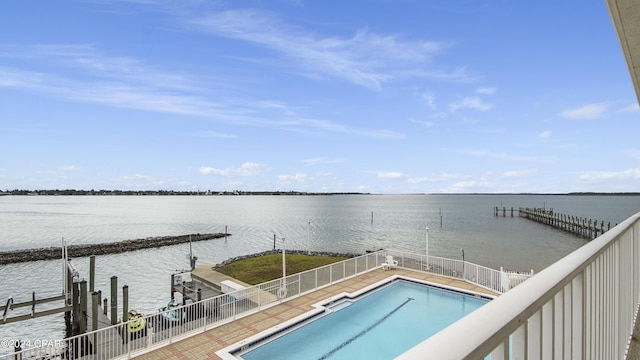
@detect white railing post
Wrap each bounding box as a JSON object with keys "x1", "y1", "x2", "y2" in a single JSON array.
[{"x1": 329, "y1": 265, "x2": 333, "y2": 284}]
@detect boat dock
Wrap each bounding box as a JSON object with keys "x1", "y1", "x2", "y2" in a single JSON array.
[
  {"x1": 494, "y1": 206, "x2": 613, "y2": 239},
  {"x1": 169, "y1": 266, "x2": 230, "y2": 304},
  {"x1": 1, "y1": 249, "x2": 244, "y2": 359}
]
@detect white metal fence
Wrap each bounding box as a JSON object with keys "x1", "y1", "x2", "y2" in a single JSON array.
[
  {"x1": 384, "y1": 250, "x2": 531, "y2": 293},
  {"x1": 3, "y1": 249, "x2": 522, "y2": 359},
  {"x1": 399, "y1": 211, "x2": 640, "y2": 360}
]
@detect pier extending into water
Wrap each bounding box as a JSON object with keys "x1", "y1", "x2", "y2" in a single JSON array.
[{"x1": 494, "y1": 206, "x2": 612, "y2": 239}]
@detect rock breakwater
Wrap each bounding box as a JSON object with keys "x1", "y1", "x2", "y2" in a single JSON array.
[{"x1": 0, "y1": 233, "x2": 230, "y2": 265}]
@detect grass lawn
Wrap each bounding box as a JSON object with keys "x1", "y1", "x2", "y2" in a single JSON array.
[{"x1": 215, "y1": 253, "x2": 350, "y2": 285}]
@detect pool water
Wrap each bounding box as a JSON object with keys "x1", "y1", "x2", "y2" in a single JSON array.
[{"x1": 238, "y1": 280, "x2": 490, "y2": 359}]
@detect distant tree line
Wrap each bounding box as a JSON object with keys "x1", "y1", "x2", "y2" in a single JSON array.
[
  {"x1": 0, "y1": 189, "x2": 369, "y2": 196},
  {"x1": 1, "y1": 189, "x2": 636, "y2": 196}
]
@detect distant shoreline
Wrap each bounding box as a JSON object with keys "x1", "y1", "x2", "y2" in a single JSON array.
[
  {"x1": 1, "y1": 190, "x2": 638, "y2": 196},
  {"x1": 0, "y1": 190, "x2": 368, "y2": 196}
]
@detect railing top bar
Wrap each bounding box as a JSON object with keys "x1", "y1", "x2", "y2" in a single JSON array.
[{"x1": 398, "y1": 211, "x2": 640, "y2": 359}]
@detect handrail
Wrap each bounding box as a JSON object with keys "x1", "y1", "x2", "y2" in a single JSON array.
[{"x1": 398, "y1": 211, "x2": 640, "y2": 359}]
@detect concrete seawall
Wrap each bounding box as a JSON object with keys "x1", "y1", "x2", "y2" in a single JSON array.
[{"x1": 0, "y1": 233, "x2": 230, "y2": 265}]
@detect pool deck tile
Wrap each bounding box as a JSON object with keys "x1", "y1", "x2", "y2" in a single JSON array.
[{"x1": 135, "y1": 268, "x2": 499, "y2": 360}]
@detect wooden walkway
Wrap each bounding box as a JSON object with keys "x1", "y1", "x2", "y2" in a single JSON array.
[
  {"x1": 494, "y1": 206, "x2": 614, "y2": 239},
  {"x1": 134, "y1": 267, "x2": 499, "y2": 360}
]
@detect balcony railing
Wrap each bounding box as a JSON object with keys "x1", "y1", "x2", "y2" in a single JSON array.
[{"x1": 398, "y1": 211, "x2": 640, "y2": 359}]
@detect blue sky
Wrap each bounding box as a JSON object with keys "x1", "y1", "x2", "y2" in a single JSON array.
[{"x1": 1, "y1": 0, "x2": 638, "y2": 193}]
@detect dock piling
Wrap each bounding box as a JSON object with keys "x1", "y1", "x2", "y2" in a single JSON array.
[
  {"x1": 72, "y1": 281, "x2": 79, "y2": 334},
  {"x1": 79, "y1": 280, "x2": 87, "y2": 333},
  {"x1": 65, "y1": 309, "x2": 71, "y2": 337},
  {"x1": 182, "y1": 283, "x2": 186, "y2": 306},
  {"x1": 92, "y1": 291, "x2": 99, "y2": 354},
  {"x1": 170, "y1": 274, "x2": 175, "y2": 301},
  {"x1": 89, "y1": 255, "x2": 95, "y2": 293},
  {"x1": 122, "y1": 285, "x2": 129, "y2": 344},
  {"x1": 122, "y1": 285, "x2": 128, "y2": 322},
  {"x1": 110, "y1": 276, "x2": 117, "y2": 325}
]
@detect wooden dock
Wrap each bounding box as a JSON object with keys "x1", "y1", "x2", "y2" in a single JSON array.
[
  {"x1": 494, "y1": 206, "x2": 613, "y2": 239},
  {"x1": 171, "y1": 273, "x2": 224, "y2": 305},
  {"x1": 3, "y1": 249, "x2": 157, "y2": 359}
]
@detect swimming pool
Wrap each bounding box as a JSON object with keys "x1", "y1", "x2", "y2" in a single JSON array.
[{"x1": 232, "y1": 278, "x2": 491, "y2": 359}]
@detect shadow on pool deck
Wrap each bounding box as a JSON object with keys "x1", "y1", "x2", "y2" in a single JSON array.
[{"x1": 134, "y1": 268, "x2": 499, "y2": 360}]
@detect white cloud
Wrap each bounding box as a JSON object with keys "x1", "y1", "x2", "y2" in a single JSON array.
[
  {"x1": 625, "y1": 150, "x2": 640, "y2": 160},
  {"x1": 188, "y1": 9, "x2": 456, "y2": 90},
  {"x1": 278, "y1": 173, "x2": 308, "y2": 181},
  {"x1": 538, "y1": 130, "x2": 552, "y2": 139},
  {"x1": 457, "y1": 149, "x2": 553, "y2": 163},
  {"x1": 409, "y1": 118, "x2": 436, "y2": 127},
  {"x1": 59, "y1": 165, "x2": 81, "y2": 171},
  {"x1": 579, "y1": 168, "x2": 640, "y2": 182},
  {"x1": 378, "y1": 171, "x2": 405, "y2": 179},
  {"x1": 113, "y1": 173, "x2": 171, "y2": 189},
  {"x1": 448, "y1": 96, "x2": 493, "y2": 112},
  {"x1": 560, "y1": 103, "x2": 608, "y2": 119},
  {"x1": 302, "y1": 158, "x2": 345, "y2": 166},
  {"x1": 0, "y1": 46, "x2": 404, "y2": 140},
  {"x1": 295, "y1": 117, "x2": 406, "y2": 139},
  {"x1": 422, "y1": 91, "x2": 436, "y2": 109},
  {"x1": 448, "y1": 180, "x2": 484, "y2": 192},
  {"x1": 619, "y1": 103, "x2": 640, "y2": 112},
  {"x1": 407, "y1": 173, "x2": 467, "y2": 184},
  {"x1": 502, "y1": 169, "x2": 539, "y2": 178},
  {"x1": 188, "y1": 131, "x2": 237, "y2": 138},
  {"x1": 475, "y1": 87, "x2": 496, "y2": 95},
  {"x1": 199, "y1": 162, "x2": 268, "y2": 177}
]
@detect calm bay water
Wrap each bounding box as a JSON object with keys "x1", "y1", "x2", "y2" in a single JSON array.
[{"x1": 1, "y1": 194, "x2": 639, "y2": 352}]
